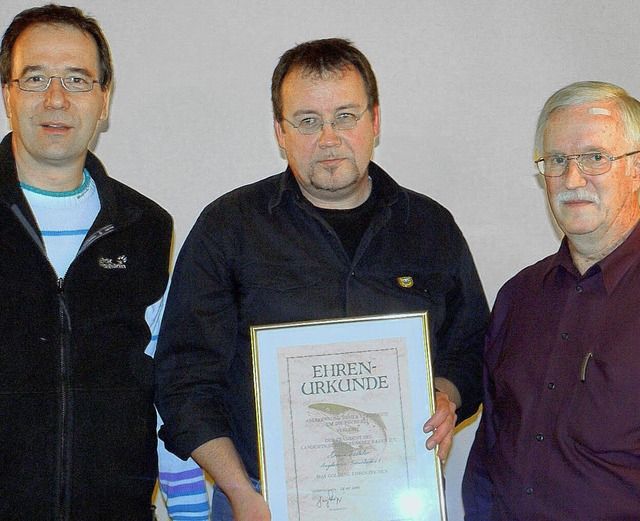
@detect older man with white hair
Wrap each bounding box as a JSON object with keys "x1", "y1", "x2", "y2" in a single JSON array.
[{"x1": 463, "y1": 80, "x2": 640, "y2": 520}]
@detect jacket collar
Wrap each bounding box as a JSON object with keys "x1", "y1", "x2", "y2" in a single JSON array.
[
  {"x1": 0, "y1": 133, "x2": 26, "y2": 207},
  {"x1": 0, "y1": 132, "x2": 140, "y2": 232}
]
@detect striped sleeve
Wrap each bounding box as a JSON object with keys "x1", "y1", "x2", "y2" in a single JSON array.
[
  {"x1": 146, "y1": 288, "x2": 210, "y2": 520},
  {"x1": 157, "y1": 423, "x2": 210, "y2": 521}
]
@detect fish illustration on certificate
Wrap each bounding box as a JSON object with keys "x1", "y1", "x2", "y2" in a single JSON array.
[{"x1": 251, "y1": 313, "x2": 446, "y2": 521}]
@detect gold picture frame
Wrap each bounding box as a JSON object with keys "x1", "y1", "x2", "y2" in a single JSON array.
[{"x1": 251, "y1": 312, "x2": 447, "y2": 520}]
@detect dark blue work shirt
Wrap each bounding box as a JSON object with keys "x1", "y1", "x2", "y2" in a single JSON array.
[
  {"x1": 463, "y1": 224, "x2": 640, "y2": 520},
  {"x1": 156, "y1": 162, "x2": 488, "y2": 479}
]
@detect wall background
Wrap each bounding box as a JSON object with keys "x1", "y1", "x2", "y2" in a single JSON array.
[{"x1": 3, "y1": 1, "x2": 639, "y2": 519}]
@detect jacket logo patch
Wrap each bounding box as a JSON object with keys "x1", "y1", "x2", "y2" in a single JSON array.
[
  {"x1": 397, "y1": 276, "x2": 414, "y2": 288},
  {"x1": 99, "y1": 255, "x2": 128, "y2": 269}
]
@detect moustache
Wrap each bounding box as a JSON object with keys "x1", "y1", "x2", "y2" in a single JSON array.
[{"x1": 555, "y1": 191, "x2": 600, "y2": 205}]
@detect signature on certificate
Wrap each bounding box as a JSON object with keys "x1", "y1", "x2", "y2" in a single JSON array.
[{"x1": 315, "y1": 488, "x2": 343, "y2": 509}]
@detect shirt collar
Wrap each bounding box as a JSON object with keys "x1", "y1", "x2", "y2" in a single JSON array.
[
  {"x1": 543, "y1": 222, "x2": 640, "y2": 294},
  {"x1": 268, "y1": 161, "x2": 405, "y2": 214}
]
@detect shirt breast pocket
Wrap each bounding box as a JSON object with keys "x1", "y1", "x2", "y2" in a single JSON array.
[
  {"x1": 386, "y1": 270, "x2": 450, "y2": 308},
  {"x1": 237, "y1": 261, "x2": 326, "y2": 325},
  {"x1": 565, "y1": 354, "x2": 640, "y2": 454},
  {"x1": 242, "y1": 263, "x2": 321, "y2": 291}
]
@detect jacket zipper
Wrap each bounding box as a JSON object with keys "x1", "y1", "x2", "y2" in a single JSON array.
[
  {"x1": 55, "y1": 224, "x2": 117, "y2": 519},
  {"x1": 77, "y1": 224, "x2": 115, "y2": 256},
  {"x1": 57, "y1": 277, "x2": 71, "y2": 520}
]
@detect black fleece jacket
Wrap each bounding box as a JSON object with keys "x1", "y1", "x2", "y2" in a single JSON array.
[{"x1": 0, "y1": 133, "x2": 172, "y2": 520}]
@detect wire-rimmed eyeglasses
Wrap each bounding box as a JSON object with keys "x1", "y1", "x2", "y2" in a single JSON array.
[
  {"x1": 283, "y1": 107, "x2": 369, "y2": 135},
  {"x1": 10, "y1": 75, "x2": 100, "y2": 93},
  {"x1": 534, "y1": 150, "x2": 640, "y2": 177}
]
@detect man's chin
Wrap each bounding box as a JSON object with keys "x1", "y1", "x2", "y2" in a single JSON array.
[
  {"x1": 311, "y1": 179, "x2": 356, "y2": 194},
  {"x1": 558, "y1": 219, "x2": 599, "y2": 237},
  {"x1": 310, "y1": 170, "x2": 352, "y2": 189}
]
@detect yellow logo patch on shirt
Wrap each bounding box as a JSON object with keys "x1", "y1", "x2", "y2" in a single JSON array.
[{"x1": 397, "y1": 276, "x2": 414, "y2": 288}]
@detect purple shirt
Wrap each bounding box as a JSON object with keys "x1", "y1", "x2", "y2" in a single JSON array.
[{"x1": 463, "y1": 225, "x2": 640, "y2": 520}]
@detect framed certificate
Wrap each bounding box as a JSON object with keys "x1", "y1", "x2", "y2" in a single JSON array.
[{"x1": 251, "y1": 312, "x2": 446, "y2": 520}]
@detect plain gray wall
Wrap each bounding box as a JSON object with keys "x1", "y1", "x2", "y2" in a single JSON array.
[{"x1": 4, "y1": 1, "x2": 640, "y2": 519}]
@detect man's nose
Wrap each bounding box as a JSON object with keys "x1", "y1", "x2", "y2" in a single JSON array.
[
  {"x1": 317, "y1": 121, "x2": 341, "y2": 147},
  {"x1": 563, "y1": 158, "x2": 587, "y2": 189},
  {"x1": 43, "y1": 77, "x2": 70, "y2": 110}
]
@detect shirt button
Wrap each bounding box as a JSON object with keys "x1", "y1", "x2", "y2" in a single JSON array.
[
  {"x1": 562, "y1": 333, "x2": 569, "y2": 340},
  {"x1": 548, "y1": 382, "x2": 556, "y2": 389},
  {"x1": 576, "y1": 285, "x2": 583, "y2": 292},
  {"x1": 526, "y1": 487, "x2": 534, "y2": 495},
  {"x1": 536, "y1": 434, "x2": 544, "y2": 441}
]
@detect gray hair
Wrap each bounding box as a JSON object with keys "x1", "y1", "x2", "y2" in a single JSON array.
[{"x1": 534, "y1": 81, "x2": 640, "y2": 158}]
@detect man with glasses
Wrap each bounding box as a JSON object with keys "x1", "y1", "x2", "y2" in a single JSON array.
[
  {"x1": 463, "y1": 81, "x2": 640, "y2": 520},
  {"x1": 156, "y1": 38, "x2": 489, "y2": 520},
  {"x1": 0, "y1": 5, "x2": 208, "y2": 519}
]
